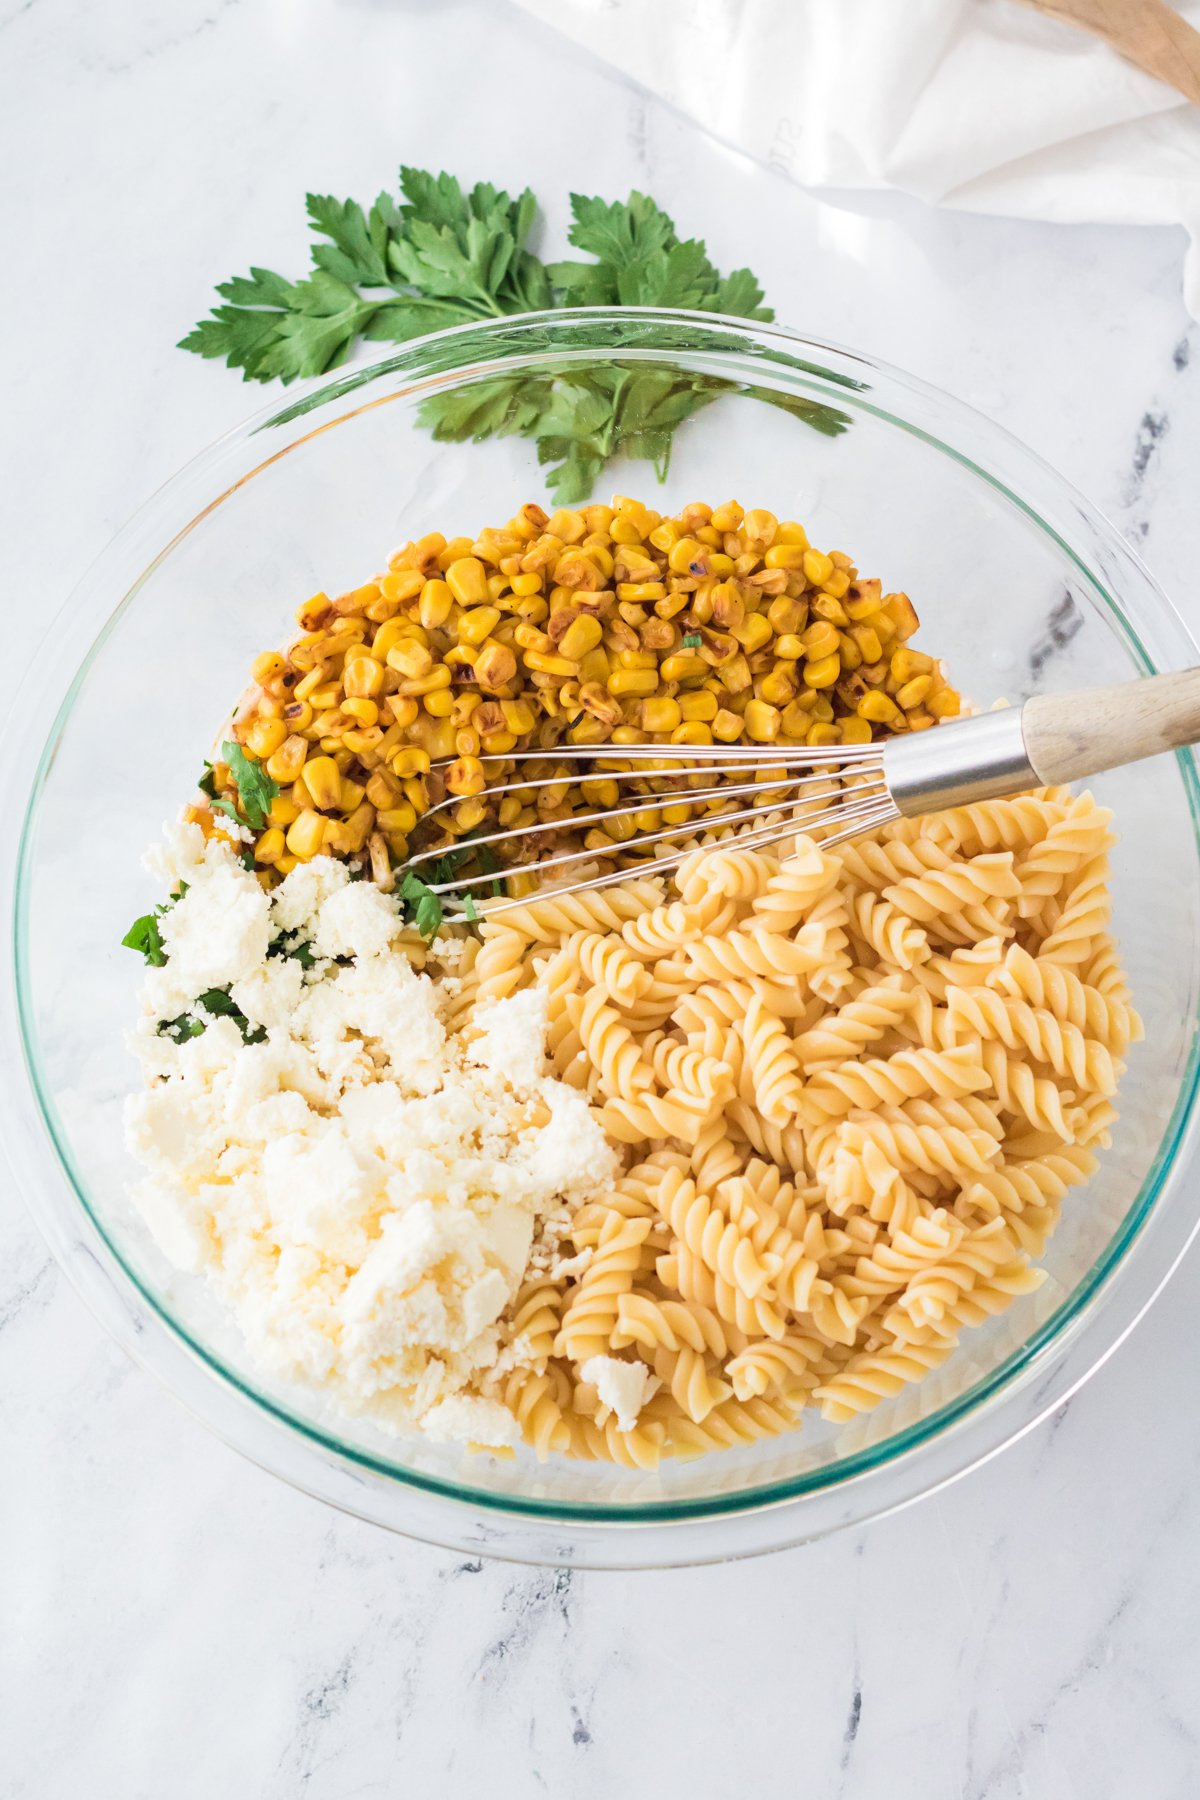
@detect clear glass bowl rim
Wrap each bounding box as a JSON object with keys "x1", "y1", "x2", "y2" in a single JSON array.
[{"x1": 8, "y1": 306, "x2": 1200, "y2": 1565}]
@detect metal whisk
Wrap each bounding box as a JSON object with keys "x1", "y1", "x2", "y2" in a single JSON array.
[{"x1": 404, "y1": 669, "x2": 1200, "y2": 919}]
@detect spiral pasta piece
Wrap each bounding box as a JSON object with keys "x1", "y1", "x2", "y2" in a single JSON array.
[
  {"x1": 725, "y1": 1334, "x2": 825, "y2": 1401},
  {"x1": 799, "y1": 1042, "x2": 990, "y2": 1125},
  {"x1": 482, "y1": 878, "x2": 664, "y2": 943},
  {"x1": 1037, "y1": 852, "x2": 1112, "y2": 964},
  {"x1": 986, "y1": 943, "x2": 1141, "y2": 1054},
  {"x1": 813, "y1": 1340, "x2": 957, "y2": 1421},
  {"x1": 947, "y1": 985, "x2": 1118, "y2": 1095},
  {"x1": 749, "y1": 839, "x2": 841, "y2": 933},
  {"x1": 565, "y1": 986, "x2": 655, "y2": 1100},
  {"x1": 847, "y1": 892, "x2": 930, "y2": 970},
  {"x1": 1013, "y1": 792, "x2": 1114, "y2": 918},
  {"x1": 557, "y1": 1211, "x2": 652, "y2": 1365},
  {"x1": 739, "y1": 993, "x2": 805, "y2": 1126}
]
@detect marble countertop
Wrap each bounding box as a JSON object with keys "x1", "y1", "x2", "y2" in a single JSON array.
[{"x1": 3, "y1": 2, "x2": 1199, "y2": 1794}]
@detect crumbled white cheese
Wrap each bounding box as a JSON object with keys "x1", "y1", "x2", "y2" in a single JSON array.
[
  {"x1": 312, "y1": 880, "x2": 401, "y2": 961},
  {"x1": 467, "y1": 990, "x2": 549, "y2": 1092},
  {"x1": 580, "y1": 1356, "x2": 658, "y2": 1433},
  {"x1": 124, "y1": 838, "x2": 618, "y2": 1447}
]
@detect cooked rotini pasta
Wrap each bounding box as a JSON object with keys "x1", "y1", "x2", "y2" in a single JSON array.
[{"x1": 460, "y1": 788, "x2": 1138, "y2": 1464}]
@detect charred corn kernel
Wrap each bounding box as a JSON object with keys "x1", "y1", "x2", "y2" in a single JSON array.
[
  {"x1": 480, "y1": 729, "x2": 518, "y2": 754},
  {"x1": 338, "y1": 776, "x2": 366, "y2": 812},
  {"x1": 840, "y1": 714, "x2": 874, "y2": 745},
  {"x1": 391, "y1": 747, "x2": 431, "y2": 779},
  {"x1": 896, "y1": 673, "x2": 934, "y2": 709},
  {"x1": 838, "y1": 635, "x2": 863, "y2": 673},
  {"x1": 822, "y1": 569, "x2": 852, "y2": 600},
  {"x1": 659, "y1": 652, "x2": 707, "y2": 683},
  {"x1": 926, "y1": 685, "x2": 961, "y2": 718},
  {"x1": 774, "y1": 521, "x2": 810, "y2": 548},
  {"x1": 510, "y1": 571, "x2": 544, "y2": 598},
  {"x1": 343, "y1": 655, "x2": 384, "y2": 699},
  {"x1": 717, "y1": 654, "x2": 753, "y2": 694},
  {"x1": 641, "y1": 695, "x2": 682, "y2": 732},
  {"x1": 247, "y1": 716, "x2": 287, "y2": 759},
  {"x1": 443, "y1": 557, "x2": 487, "y2": 606},
  {"x1": 296, "y1": 592, "x2": 331, "y2": 630},
  {"x1": 308, "y1": 683, "x2": 341, "y2": 711},
  {"x1": 800, "y1": 621, "x2": 840, "y2": 661},
  {"x1": 458, "y1": 604, "x2": 501, "y2": 646},
  {"x1": 415, "y1": 579, "x2": 451, "y2": 630},
  {"x1": 774, "y1": 633, "x2": 806, "y2": 661},
  {"x1": 763, "y1": 543, "x2": 808, "y2": 572},
  {"x1": 377, "y1": 804, "x2": 418, "y2": 835},
  {"x1": 554, "y1": 615, "x2": 602, "y2": 662},
  {"x1": 365, "y1": 771, "x2": 399, "y2": 810},
  {"x1": 767, "y1": 595, "x2": 808, "y2": 636},
  {"x1": 254, "y1": 827, "x2": 286, "y2": 866},
  {"x1": 580, "y1": 778, "x2": 621, "y2": 810},
  {"x1": 386, "y1": 637, "x2": 433, "y2": 679},
  {"x1": 740, "y1": 509, "x2": 777, "y2": 548},
  {"x1": 286, "y1": 810, "x2": 326, "y2": 860},
  {"x1": 383, "y1": 697, "x2": 418, "y2": 731},
  {"x1": 884, "y1": 592, "x2": 921, "y2": 639},
  {"x1": 425, "y1": 687, "x2": 456, "y2": 718},
  {"x1": 732, "y1": 613, "x2": 774, "y2": 654},
  {"x1": 607, "y1": 667, "x2": 658, "y2": 698},
  {"x1": 380, "y1": 569, "x2": 424, "y2": 604},
  {"x1": 302, "y1": 755, "x2": 342, "y2": 811},
  {"x1": 806, "y1": 721, "x2": 841, "y2": 748},
  {"x1": 602, "y1": 811, "x2": 636, "y2": 843},
  {"x1": 811, "y1": 593, "x2": 850, "y2": 625},
  {"x1": 850, "y1": 624, "x2": 883, "y2": 664},
  {"x1": 666, "y1": 536, "x2": 707, "y2": 575},
  {"x1": 454, "y1": 727, "x2": 481, "y2": 759},
  {"x1": 395, "y1": 665, "x2": 452, "y2": 697},
  {"x1": 341, "y1": 697, "x2": 379, "y2": 726},
  {"x1": 402, "y1": 774, "x2": 429, "y2": 813},
  {"x1": 779, "y1": 699, "x2": 814, "y2": 736},
  {"x1": 858, "y1": 689, "x2": 902, "y2": 725},
  {"x1": 615, "y1": 648, "x2": 657, "y2": 671},
  {"x1": 293, "y1": 667, "x2": 327, "y2": 703},
  {"x1": 497, "y1": 698, "x2": 533, "y2": 736},
  {"x1": 469, "y1": 641, "x2": 514, "y2": 691},
  {"x1": 712, "y1": 707, "x2": 745, "y2": 742},
  {"x1": 670, "y1": 721, "x2": 714, "y2": 746},
  {"x1": 678, "y1": 689, "x2": 718, "y2": 722},
  {"x1": 615, "y1": 581, "x2": 666, "y2": 604},
  {"x1": 890, "y1": 646, "x2": 934, "y2": 682},
  {"x1": 744, "y1": 698, "x2": 781, "y2": 742},
  {"x1": 267, "y1": 794, "x2": 300, "y2": 828},
  {"x1": 253, "y1": 651, "x2": 286, "y2": 685},
  {"x1": 524, "y1": 650, "x2": 577, "y2": 677},
  {"x1": 802, "y1": 549, "x2": 834, "y2": 587},
  {"x1": 805, "y1": 652, "x2": 841, "y2": 689},
  {"x1": 445, "y1": 755, "x2": 486, "y2": 797},
  {"x1": 759, "y1": 664, "x2": 798, "y2": 707}
]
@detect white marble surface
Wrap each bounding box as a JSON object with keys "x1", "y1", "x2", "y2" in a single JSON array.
[{"x1": 3, "y1": 2, "x2": 1199, "y2": 1795}]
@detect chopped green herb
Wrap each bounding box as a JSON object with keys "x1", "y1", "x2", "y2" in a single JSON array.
[
  {"x1": 681, "y1": 632, "x2": 703, "y2": 648},
  {"x1": 157, "y1": 986, "x2": 266, "y2": 1046},
  {"x1": 463, "y1": 893, "x2": 479, "y2": 925},
  {"x1": 268, "y1": 933, "x2": 317, "y2": 970},
  {"x1": 219, "y1": 740, "x2": 279, "y2": 831},
  {"x1": 399, "y1": 869, "x2": 444, "y2": 941},
  {"x1": 122, "y1": 911, "x2": 167, "y2": 966}
]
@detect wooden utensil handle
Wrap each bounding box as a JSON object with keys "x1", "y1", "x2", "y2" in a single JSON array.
[{"x1": 1023, "y1": 667, "x2": 1200, "y2": 784}]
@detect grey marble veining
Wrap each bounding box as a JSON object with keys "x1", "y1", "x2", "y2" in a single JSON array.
[{"x1": 3, "y1": 1, "x2": 1200, "y2": 1795}]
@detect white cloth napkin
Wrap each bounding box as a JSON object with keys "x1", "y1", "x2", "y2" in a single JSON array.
[{"x1": 515, "y1": 0, "x2": 1200, "y2": 319}]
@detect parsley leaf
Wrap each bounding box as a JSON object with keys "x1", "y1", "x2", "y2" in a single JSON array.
[
  {"x1": 399, "y1": 869, "x2": 444, "y2": 941},
  {"x1": 157, "y1": 987, "x2": 267, "y2": 1047},
  {"x1": 122, "y1": 912, "x2": 167, "y2": 966},
  {"x1": 220, "y1": 740, "x2": 279, "y2": 831},
  {"x1": 182, "y1": 167, "x2": 851, "y2": 496},
  {"x1": 268, "y1": 932, "x2": 317, "y2": 969}
]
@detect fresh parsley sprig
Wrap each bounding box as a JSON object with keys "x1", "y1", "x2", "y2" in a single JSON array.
[{"x1": 180, "y1": 168, "x2": 822, "y2": 503}]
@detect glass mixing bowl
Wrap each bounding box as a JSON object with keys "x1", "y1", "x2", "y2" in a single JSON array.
[{"x1": 7, "y1": 309, "x2": 1200, "y2": 1568}]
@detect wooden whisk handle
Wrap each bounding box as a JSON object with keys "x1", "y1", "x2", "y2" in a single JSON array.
[{"x1": 1023, "y1": 667, "x2": 1200, "y2": 785}]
